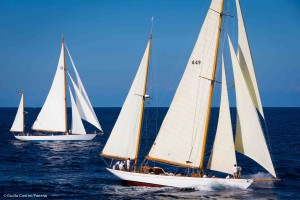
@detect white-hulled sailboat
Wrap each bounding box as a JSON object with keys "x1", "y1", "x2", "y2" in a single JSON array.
[
  {"x1": 100, "y1": 0, "x2": 279, "y2": 189},
  {"x1": 11, "y1": 39, "x2": 103, "y2": 141}
]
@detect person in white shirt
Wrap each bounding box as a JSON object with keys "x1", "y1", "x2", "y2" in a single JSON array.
[
  {"x1": 119, "y1": 161, "x2": 125, "y2": 170},
  {"x1": 233, "y1": 164, "x2": 238, "y2": 178},
  {"x1": 126, "y1": 158, "x2": 131, "y2": 171},
  {"x1": 113, "y1": 161, "x2": 120, "y2": 170}
]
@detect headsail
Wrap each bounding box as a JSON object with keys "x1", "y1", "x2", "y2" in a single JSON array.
[
  {"x1": 69, "y1": 87, "x2": 86, "y2": 135},
  {"x1": 10, "y1": 93, "x2": 24, "y2": 132},
  {"x1": 147, "y1": 0, "x2": 224, "y2": 168},
  {"x1": 228, "y1": 35, "x2": 276, "y2": 177},
  {"x1": 207, "y1": 57, "x2": 236, "y2": 175},
  {"x1": 236, "y1": 0, "x2": 264, "y2": 118},
  {"x1": 65, "y1": 46, "x2": 103, "y2": 132},
  {"x1": 68, "y1": 73, "x2": 102, "y2": 132},
  {"x1": 101, "y1": 36, "x2": 151, "y2": 160},
  {"x1": 32, "y1": 42, "x2": 67, "y2": 132}
]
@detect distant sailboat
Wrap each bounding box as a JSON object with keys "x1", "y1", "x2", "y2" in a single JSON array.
[
  {"x1": 11, "y1": 39, "x2": 103, "y2": 141},
  {"x1": 100, "y1": 0, "x2": 278, "y2": 189}
]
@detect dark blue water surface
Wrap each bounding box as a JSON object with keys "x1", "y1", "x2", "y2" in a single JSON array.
[{"x1": 0, "y1": 107, "x2": 299, "y2": 199}]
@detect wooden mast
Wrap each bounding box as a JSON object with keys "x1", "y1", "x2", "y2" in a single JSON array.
[
  {"x1": 133, "y1": 33, "x2": 152, "y2": 172},
  {"x1": 62, "y1": 38, "x2": 68, "y2": 134},
  {"x1": 199, "y1": 0, "x2": 225, "y2": 170}
]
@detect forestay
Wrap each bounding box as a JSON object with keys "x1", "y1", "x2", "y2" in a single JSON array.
[
  {"x1": 148, "y1": 0, "x2": 223, "y2": 168},
  {"x1": 101, "y1": 40, "x2": 151, "y2": 159},
  {"x1": 32, "y1": 44, "x2": 67, "y2": 132},
  {"x1": 236, "y1": 0, "x2": 264, "y2": 118},
  {"x1": 65, "y1": 46, "x2": 103, "y2": 132},
  {"x1": 69, "y1": 87, "x2": 86, "y2": 135},
  {"x1": 207, "y1": 57, "x2": 236, "y2": 174},
  {"x1": 10, "y1": 94, "x2": 24, "y2": 132},
  {"x1": 228, "y1": 36, "x2": 276, "y2": 178}
]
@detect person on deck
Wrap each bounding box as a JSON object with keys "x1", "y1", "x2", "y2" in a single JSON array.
[
  {"x1": 237, "y1": 165, "x2": 242, "y2": 178},
  {"x1": 113, "y1": 161, "x2": 120, "y2": 170},
  {"x1": 233, "y1": 164, "x2": 238, "y2": 178},
  {"x1": 119, "y1": 161, "x2": 125, "y2": 170},
  {"x1": 126, "y1": 158, "x2": 131, "y2": 171}
]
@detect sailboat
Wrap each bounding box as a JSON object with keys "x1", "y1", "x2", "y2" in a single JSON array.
[
  {"x1": 100, "y1": 0, "x2": 279, "y2": 189},
  {"x1": 10, "y1": 39, "x2": 103, "y2": 141}
]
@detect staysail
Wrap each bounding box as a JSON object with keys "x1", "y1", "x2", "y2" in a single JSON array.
[
  {"x1": 101, "y1": 37, "x2": 152, "y2": 160},
  {"x1": 69, "y1": 87, "x2": 86, "y2": 135},
  {"x1": 147, "y1": 0, "x2": 224, "y2": 168},
  {"x1": 68, "y1": 73, "x2": 101, "y2": 133},
  {"x1": 236, "y1": 0, "x2": 264, "y2": 118},
  {"x1": 228, "y1": 36, "x2": 276, "y2": 177},
  {"x1": 10, "y1": 93, "x2": 24, "y2": 132},
  {"x1": 65, "y1": 46, "x2": 103, "y2": 132},
  {"x1": 207, "y1": 57, "x2": 236, "y2": 175},
  {"x1": 32, "y1": 42, "x2": 67, "y2": 132}
]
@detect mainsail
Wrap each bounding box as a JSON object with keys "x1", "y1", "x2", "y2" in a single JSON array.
[
  {"x1": 10, "y1": 93, "x2": 24, "y2": 132},
  {"x1": 101, "y1": 36, "x2": 152, "y2": 160},
  {"x1": 69, "y1": 87, "x2": 86, "y2": 135},
  {"x1": 65, "y1": 46, "x2": 103, "y2": 132},
  {"x1": 147, "y1": 0, "x2": 224, "y2": 168},
  {"x1": 235, "y1": 0, "x2": 264, "y2": 118},
  {"x1": 228, "y1": 36, "x2": 276, "y2": 177},
  {"x1": 207, "y1": 57, "x2": 236, "y2": 175},
  {"x1": 32, "y1": 42, "x2": 67, "y2": 132}
]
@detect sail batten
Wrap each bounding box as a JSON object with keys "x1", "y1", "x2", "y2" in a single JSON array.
[
  {"x1": 69, "y1": 87, "x2": 86, "y2": 135},
  {"x1": 10, "y1": 94, "x2": 24, "y2": 132},
  {"x1": 101, "y1": 38, "x2": 151, "y2": 159},
  {"x1": 148, "y1": 0, "x2": 224, "y2": 168},
  {"x1": 207, "y1": 56, "x2": 236, "y2": 175},
  {"x1": 32, "y1": 43, "x2": 67, "y2": 133},
  {"x1": 228, "y1": 35, "x2": 276, "y2": 178}
]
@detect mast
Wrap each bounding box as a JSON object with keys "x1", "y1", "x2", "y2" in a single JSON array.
[
  {"x1": 62, "y1": 38, "x2": 68, "y2": 134},
  {"x1": 22, "y1": 91, "x2": 24, "y2": 134},
  {"x1": 134, "y1": 32, "x2": 152, "y2": 172},
  {"x1": 199, "y1": 0, "x2": 225, "y2": 170}
]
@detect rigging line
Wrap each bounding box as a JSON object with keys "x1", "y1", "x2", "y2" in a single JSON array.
[{"x1": 100, "y1": 156, "x2": 110, "y2": 167}]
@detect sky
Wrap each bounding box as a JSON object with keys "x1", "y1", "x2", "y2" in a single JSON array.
[{"x1": 0, "y1": 0, "x2": 299, "y2": 107}]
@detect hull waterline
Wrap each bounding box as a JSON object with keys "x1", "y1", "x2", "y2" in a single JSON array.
[
  {"x1": 107, "y1": 168, "x2": 253, "y2": 189},
  {"x1": 14, "y1": 134, "x2": 97, "y2": 141}
]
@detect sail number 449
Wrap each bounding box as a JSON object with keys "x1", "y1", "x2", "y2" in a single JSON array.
[{"x1": 192, "y1": 60, "x2": 201, "y2": 65}]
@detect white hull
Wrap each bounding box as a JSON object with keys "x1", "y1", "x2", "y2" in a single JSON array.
[
  {"x1": 14, "y1": 134, "x2": 97, "y2": 141},
  {"x1": 107, "y1": 168, "x2": 253, "y2": 189}
]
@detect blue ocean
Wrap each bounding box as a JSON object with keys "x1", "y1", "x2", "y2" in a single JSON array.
[{"x1": 0, "y1": 107, "x2": 299, "y2": 199}]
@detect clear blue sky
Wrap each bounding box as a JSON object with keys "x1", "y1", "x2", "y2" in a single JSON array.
[{"x1": 0, "y1": 0, "x2": 299, "y2": 107}]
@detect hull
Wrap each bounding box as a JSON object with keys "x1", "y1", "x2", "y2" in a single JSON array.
[
  {"x1": 107, "y1": 168, "x2": 253, "y2": 189},
  {"x1": 14, "y1": 134, "x2": 97, "y2": 141}
]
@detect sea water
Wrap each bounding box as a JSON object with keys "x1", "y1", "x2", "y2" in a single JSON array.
[{"x1": 0, "y1": 107, "x2": 299, "y2": 199}]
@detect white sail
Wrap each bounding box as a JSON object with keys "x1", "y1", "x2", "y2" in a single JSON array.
[
  {"x1": 228, "y1": 36, "x2": 276, "y2": 178},
  {"x1": 207, "y1": 57, "x2": 236, "y2": 175},
  {"x1": 148, "y1": 0, "x2": 223, "y2": 168},
  {"x1": 10, "y1": 94, "x2": 24, "y2": 132},
  {"x1": 65, "y1": 45, "x2": 102, "y2": 131},
  {"x1": 68, "y1": 73, "x2": 102, "y2": 132},
  {"x1": 236, "y1": 0, "x2": 264, "y2": 118},
  {"x1": 69, "y1": 87, "x2": 86, "y2": 135},
  {"x1": 101, "y1": 39, "x2": 151, "y2": 159},
  {"x1": 32, "y1": 43, "x2": 67, "y2": 132}
]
